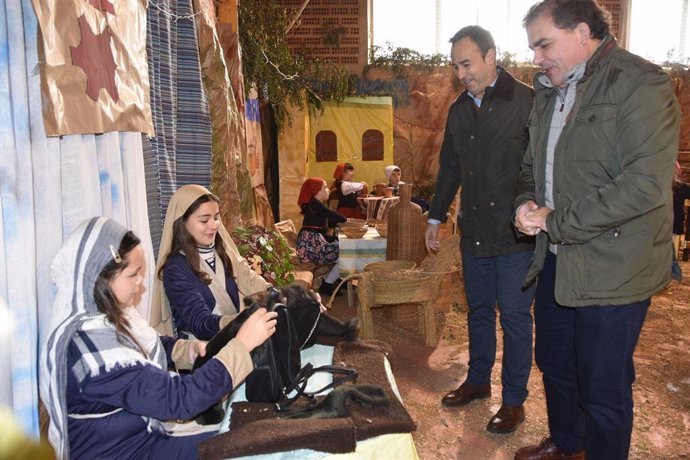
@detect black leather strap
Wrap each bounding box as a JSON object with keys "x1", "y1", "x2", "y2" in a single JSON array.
[{"x1": 275, "y1": 363, "x2": 358, "y2": 411}]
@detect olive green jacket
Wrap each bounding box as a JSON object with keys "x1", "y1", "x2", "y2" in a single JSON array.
[{"x1": 515, "y1": 35, "x2": 680, "y2": 306}]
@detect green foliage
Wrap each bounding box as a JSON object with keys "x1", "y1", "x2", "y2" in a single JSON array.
[
  {"x1": 365, "y1": 43, "x2": 448, "y2": 78},
  {"x1": 238, "y1": 0, "x2": 352, "y2": 129},
  {"x1": 496, "y1": 49, "x2": 519, "y2": 68},
  {"x1": 662, "y1": 54, "x2": 690, "y2": 76},
  {"x1": 232, "y1": 225, "x2": 296, "y2": 287},
  {"x1": 321, "y1": 19, "x2": 347, "y2": 48}
]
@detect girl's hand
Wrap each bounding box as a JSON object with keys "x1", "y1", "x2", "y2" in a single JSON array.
[
  {"x1": 235, "y1": 308, "x2": 278, "y2": 352},
  {"x1": 194, "y1": 340, "x2": 207, "y2": 358}
]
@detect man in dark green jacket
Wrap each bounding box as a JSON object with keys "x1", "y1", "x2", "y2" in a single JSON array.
[
  {"x1": 426, "y1": 25, "x2": 535, "y2": 434},
  {"x1": 513, "y1": 1, "x2": 680, "y2": 459}
]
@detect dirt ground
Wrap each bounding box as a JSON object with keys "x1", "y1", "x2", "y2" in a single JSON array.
[{"x1": 329, "y1": 259, "x2": 690, "y2": 460}]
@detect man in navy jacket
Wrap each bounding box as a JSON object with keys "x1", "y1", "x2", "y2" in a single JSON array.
[{"x1": 425, "y1": 25, "x2": 536, "y2": 434}]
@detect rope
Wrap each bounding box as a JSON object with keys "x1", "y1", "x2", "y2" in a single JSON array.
[
  {"x1": 147, "y1": 0, "x2": 202, "y2": 22},
  {"x1": 325, "y1": 274, "x2": 361, "y2": 310}
]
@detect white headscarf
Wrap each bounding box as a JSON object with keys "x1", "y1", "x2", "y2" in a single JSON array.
[
  {"x1": 39, "y1": 217, "x2": 166, "y2": 460},
  {"x1": 150, "y1": 185, "x2": 269, "y2": 336},
  {"x1": 384, "y1": 165, "x2": 400, "y2": 182}
]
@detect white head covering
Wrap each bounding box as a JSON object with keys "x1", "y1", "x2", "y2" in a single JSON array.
[
  {"x1": 384, "y1": 165, "x2": 400, "y2": 182},
  {"x1": 39, "y1": 218, "x2": 128, "y2": 459},
  {"x1": 150, "y1": 184, "x2": 268, "y2": 336}
]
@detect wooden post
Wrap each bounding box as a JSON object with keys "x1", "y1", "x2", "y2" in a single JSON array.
[{"x1": 357, "y1": 272, "x2": 375, "y2": 339}]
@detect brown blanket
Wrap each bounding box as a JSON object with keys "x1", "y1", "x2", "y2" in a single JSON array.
[{"x1": 197, "y1": 340, "x2": 416, "y2": 459}]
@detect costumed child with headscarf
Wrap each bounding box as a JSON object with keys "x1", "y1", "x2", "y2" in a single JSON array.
[
  {"x1": 40, "y1": 217, "x2": 277, "y2": 460},
  {"x1": 331, "y1": 163, "x2": 368, "y2": 219},
  {"x1": 152, "y1": 184, "x2": 270, "y2": 340},
  {"x1": 384, "y1": 164, "x2": 430, "y2": 213},
  {"x1": 384, "y1": 165, "x2": 403, "y2": 196},
  {"x1": 296, "y1": 177, "x2": 347, "y2": 296}
]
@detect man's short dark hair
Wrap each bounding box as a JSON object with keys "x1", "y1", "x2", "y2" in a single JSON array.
[
  {"x1": 523, "y1": 0, "x2": 611, "y2": 40},
  {"x1": 448, "y1": 25, "x2": 496, "y2": 58}
]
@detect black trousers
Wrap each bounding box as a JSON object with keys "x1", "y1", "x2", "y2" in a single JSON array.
[{"x1": 673, "y1": 182, "x2": 690, "y2": 237}]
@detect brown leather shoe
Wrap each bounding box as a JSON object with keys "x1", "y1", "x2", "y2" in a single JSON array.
[
  {"x1": 441, "y1": 382, "x2": 491, "y2": 407},
  {"x1": 514, "y1": 437, "x2": 585, "y2": 460},
  {"x1": 486, "y1": 404, "x2": 525, "y2": 433}
]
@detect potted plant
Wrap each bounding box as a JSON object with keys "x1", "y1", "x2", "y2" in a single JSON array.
[{"x1": 232, "y1": 225, "x2": 296, "y2": 287}]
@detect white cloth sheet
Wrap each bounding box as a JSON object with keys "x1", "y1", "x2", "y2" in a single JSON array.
[{"x1": 338, "y1": 228, "x2": 387, "y2": 277}]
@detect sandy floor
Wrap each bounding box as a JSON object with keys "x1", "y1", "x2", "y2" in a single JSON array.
[{"x1": 328, "y1": 259, "x2": 690, "y2": 460}]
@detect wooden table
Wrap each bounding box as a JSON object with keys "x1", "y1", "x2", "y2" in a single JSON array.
[{"x1": 338, "y1": 226, "x2": 387, "y2": 306}]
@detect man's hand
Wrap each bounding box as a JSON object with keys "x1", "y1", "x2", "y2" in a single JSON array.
[
  {"x1": 515, "y1": 200, "x2": 552, "y2": 236},
  {"x1": 425, "y1": 223, "x2": 441, "y2": 253}
]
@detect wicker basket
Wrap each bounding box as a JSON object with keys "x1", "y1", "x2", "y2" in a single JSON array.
[
  {"x1": 339, "y1": 226, "x2": 367, "y2": 239},
  {"x1": 374, "y1": 223, "x2": 388, "y2": 237},
  {"x1": 371, "y1": 270, "x2": 431, "y2": 304},
  {"x1": 363, "y1": 260, "x2": 416, "y2": 273}
]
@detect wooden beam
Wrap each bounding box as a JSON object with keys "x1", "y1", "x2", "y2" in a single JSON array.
[{"x1": 286, "y1": 0, "x2": 311, "y2": 34}]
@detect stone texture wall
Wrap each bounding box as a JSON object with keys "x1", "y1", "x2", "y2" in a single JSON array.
[{"x1": 277, "y1": 0, "x2": 369, "y2": 75}]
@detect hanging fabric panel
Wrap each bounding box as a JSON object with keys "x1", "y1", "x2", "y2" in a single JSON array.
[{"x1": 143, "y1": 0, "x2": 213, "y2": 255}]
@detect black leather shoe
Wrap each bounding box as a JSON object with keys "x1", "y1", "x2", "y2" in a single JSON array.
[
  {"x1": 514, "y1": 437, "x2": 585, "y2": 460},
  {"x1": 318, "y1": 281, "x2": 342, "y2": 297},
  {"x1": 486, "y1": 404, "x2": 525, "y2": 433},
  {"x1": 441, "y1": 381, "x2": 491, "y2": 407}
]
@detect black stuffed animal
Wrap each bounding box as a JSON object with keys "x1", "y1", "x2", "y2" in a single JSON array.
[{"x1": 192, "y1": 283, "x2": 358, "y2": 425}]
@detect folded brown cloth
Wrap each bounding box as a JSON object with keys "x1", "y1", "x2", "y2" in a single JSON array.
[{"x1": 197, "y1": 340, "x2": 416, "y2": 459}]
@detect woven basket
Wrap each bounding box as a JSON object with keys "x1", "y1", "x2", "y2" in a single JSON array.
[
  {"x1": 339, "y1": 226, "x2": 367, "y2": 239},
  {"x1": 374, "y1": 223, "x2": 388, "y2": 237},
  {"x1": 371, "y1": 270, "x2": 431, "y2": 304},
  {"x1": 364, "y1": 260, "x2": 415, "y2": 273}
]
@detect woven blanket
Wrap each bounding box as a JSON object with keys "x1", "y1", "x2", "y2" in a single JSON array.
[{"x1": 197, "y1": 340, "x2": 416, "y2": 459}]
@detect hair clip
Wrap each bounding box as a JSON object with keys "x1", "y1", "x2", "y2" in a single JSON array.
[{"x1": 109, "y1": 245, "x2": 122, "y2": 263}]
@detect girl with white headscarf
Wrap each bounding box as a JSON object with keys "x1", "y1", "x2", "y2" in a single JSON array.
[
  {"x1": 151, "y1": 185, "x2": 270, "y2": 340},
  {"x1": 40, "y1": 217, "x2": 276, "y2": 459},
  {"x1": 384, "y1": 165, "x2": 403, "y2": 196},
  {"x1": 384, "y1": 165, "x2": 430, "y2": 212}
]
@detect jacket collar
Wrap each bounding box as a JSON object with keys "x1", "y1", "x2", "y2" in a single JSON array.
[
  {"x1": 583, "y1": 34, "x2": 617, "y2": 81},
  {"x1": 457, "y1": 65, "x2": 516, "y2": 105}
]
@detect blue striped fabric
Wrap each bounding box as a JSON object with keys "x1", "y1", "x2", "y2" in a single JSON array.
[{"x1": 143, "y1": 0, "x2": 213, "y2": 255}]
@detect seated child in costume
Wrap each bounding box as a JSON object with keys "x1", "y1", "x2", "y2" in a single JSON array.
[
  {"x1": 331, "y1": 162, "x2": 368, "y2": 219},
  {"x1": 296, "y1": 178, "x2": 347, "y2": 296},
  {"x1": 384, "y1": 164, "x2": 430, "y2": 213},
  {"x1": 153, "y1": 184, "x2": 270, "y2": 340},
  {"x1": 385, "y1": 165, "x2": 403, "y2": 196},
  {"x1": 40, "y1": 217, "x2": 277, "y2": 460}
]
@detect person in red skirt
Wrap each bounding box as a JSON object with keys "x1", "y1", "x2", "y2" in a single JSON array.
[{"x1": 330, "y1": 163, "x2": 368, "y2": 219}]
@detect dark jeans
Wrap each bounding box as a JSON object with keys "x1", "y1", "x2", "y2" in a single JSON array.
[
  {"x1": 535, "y1": 252, "x2": 648, "y2": 460},
  {"x1": 461, "y1": 250, "x2": 535, "y2": 406}
]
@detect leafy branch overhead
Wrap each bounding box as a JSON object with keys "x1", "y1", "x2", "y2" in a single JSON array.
[
  {"x1": 238, "y1": 0, "x2": 352, "y2": 129},
  {"x1": 366, "y1": 43, "x2": 448, "y2": 77}
]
